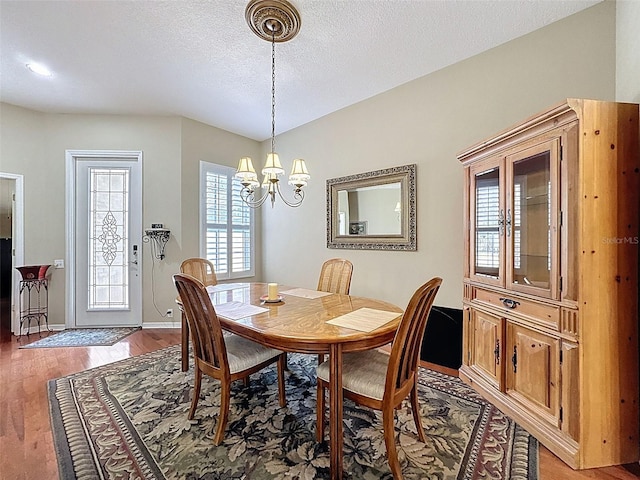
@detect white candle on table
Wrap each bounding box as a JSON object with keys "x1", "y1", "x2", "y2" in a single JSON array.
[{"x1": 268, "y1": 283, "x2": 278, "y2": 301}]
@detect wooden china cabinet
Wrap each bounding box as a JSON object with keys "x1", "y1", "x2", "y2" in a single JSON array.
[{"x1": 458, "y1": 99, "x2": 639, "y2": 469}]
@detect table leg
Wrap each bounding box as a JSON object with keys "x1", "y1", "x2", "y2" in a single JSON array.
[
  {"x1": 181, "y1": 311, "x2": 189, "y2": 372},
  {"x1": 329, "y1": 343, "x2": 343, "y2": 480}
]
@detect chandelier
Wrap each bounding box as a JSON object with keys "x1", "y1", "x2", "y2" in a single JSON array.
[{"x1": 235, "y1": 0, "x2": 310, "y2": 208}]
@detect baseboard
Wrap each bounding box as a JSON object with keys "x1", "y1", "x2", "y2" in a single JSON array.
[
  {"x1": 15, "y1": 323, "x2": 66, "y2": 334},
  {"x1": 142, "y1": 321, "x2": 181, "y2": 329},
  {"x1": 17, "y1": 322, "x2": 180, "y2": 332}
]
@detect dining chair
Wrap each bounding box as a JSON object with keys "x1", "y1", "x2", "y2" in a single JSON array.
[
  {"x1": 173, "y1": 273, "x2": 287, "y2": 445},
  {"x1": 178, "y1": 258, "x2": 218, "y2": 371},
  {"x1": 315, "y1": 258, "x2": 354, "y2": 364},
  {"x1": 180, "y1": 257, "x2": 218, "y2": 287},
  {"x1": 317, "y1": 258, "x2": 353, "y2": 295},
  {"x1": 316, "y1": 277, "x2": 442, "y2": 479}
]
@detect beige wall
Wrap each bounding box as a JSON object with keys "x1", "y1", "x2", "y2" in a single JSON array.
[
  {"x1": 262, "y1": 1, "x2": 617, "y2": 308},
  {"x1": 616, "y1": 0, "x2": 640, "y2": 103},
  {"x1": 179, "y1": 117, "x2": 263, "y2": 279},
  {"x1": 0, "y1": 0, "x2": 630, "y2": 324},
  {"x1": 0, "y1": 105, "x2": 258, "y2": 327}
]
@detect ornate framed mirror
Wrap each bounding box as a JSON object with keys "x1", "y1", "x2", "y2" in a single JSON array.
[{"x1": 326, "y1": 164, "x2": 416, "y2": 250}]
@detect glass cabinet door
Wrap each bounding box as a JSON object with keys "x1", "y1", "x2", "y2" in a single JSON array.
[
  {"x1": 469, "y1": 159, "x2": 504, "y2": 286},
  {"x1": 506, "y1": 140, "x2": 559, "y2": 298}
]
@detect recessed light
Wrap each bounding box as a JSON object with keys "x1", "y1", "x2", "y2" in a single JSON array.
[{"x1": 26, "y1": 62, "x2": 52, "y2": 77}]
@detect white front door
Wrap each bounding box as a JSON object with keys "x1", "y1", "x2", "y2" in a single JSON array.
[{"x1": 67, "y1": 151, "x2": 142, "y2": 327}]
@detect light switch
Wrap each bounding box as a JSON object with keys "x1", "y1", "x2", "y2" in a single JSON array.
[{"x1": 54, "y1": 259, "x2": 64, "y2": 269}]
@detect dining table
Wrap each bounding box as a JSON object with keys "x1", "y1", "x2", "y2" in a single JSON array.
[{"x1": 177, "y1": 281, "x2": 403, "y2": 480}]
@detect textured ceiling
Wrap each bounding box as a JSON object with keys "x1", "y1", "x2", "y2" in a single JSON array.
[{"x1": 0, "y1": 0, "x2": 600, "y2": 141}]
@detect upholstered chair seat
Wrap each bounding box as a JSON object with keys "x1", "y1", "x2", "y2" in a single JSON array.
[
  {"x1": 225, "y1": 335, "x2": 284, "y2": 373},
  {"x1": 316, "y1": 349, "x2": 387, "y2": 401}
]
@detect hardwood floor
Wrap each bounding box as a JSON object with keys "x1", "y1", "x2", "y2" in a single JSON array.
[{"x1": 0, "y1": 328, "x2": 638, "y2": 479}]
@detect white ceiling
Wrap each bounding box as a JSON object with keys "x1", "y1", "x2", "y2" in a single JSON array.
[{"x1": 0, "y1": 0, "x2": 601, "y2": 141}]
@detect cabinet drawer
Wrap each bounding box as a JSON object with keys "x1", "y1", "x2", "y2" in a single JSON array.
[{"x1": 472, "y1": 287, "x2": 559, "y2": 330}]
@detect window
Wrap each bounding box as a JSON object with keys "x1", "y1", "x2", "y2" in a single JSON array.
[{"x1": 200, "y1": 162, "x2": 255, "y2": 280}]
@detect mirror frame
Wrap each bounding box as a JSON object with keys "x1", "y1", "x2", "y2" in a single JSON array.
[{"x1": 326, "y1": 164, "x2": 416, "y2": 250}]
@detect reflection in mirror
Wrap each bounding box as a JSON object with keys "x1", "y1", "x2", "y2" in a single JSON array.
[
  {"x1": 338, "y1": 183, "x2": 401, "y2": 235},
  {"x1": 327, "y1": 164, "x2": 416, "y2": 250}
]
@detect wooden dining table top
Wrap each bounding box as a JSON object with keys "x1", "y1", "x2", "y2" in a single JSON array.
[{"x1": 206, "y1": 282, "x2": 403, "y2": 352}]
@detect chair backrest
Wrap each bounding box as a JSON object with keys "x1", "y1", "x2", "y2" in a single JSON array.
[
  {"x1": 317, "y1": 258, "x2": 353, "y2": 295},
  {"x1": 386, "y1": 277, "x2": 442, "y2": 399},
  {"x1": 173, "y1": 273, "x2": 228, "y2": 373},
  {"x1": 180, "y1": 257, "x2": 218, "y2": 287}
]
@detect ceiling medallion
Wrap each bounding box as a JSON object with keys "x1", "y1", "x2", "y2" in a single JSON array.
[{"x1": 245, "y1": 0, "x2": 301, "y2": 43}]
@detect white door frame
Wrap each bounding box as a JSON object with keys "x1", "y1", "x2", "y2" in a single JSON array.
[
  {"x1": 65, "y1": 150, "x2": 143, "y2": 328},
  {"x1": 0, "y1": 172, "x2": 24, "y2": 334}
]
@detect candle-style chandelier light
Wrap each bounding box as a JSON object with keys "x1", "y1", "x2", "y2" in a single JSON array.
[{"x1": 235, "y1": 0, "x2": 310, "y2": 208}]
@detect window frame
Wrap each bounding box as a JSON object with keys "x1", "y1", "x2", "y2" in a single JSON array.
[{"x1": 199, "y1": 161, "x2": 255, "y2": 280}]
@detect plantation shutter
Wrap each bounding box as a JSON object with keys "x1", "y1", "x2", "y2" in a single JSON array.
[{"x1": 201, "y1": 162, "x2": 254, "y2": 279}]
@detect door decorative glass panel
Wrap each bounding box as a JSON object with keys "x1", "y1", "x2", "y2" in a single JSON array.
[{"x1": 88, "y1": 168, "x2": 129, "y2": 310}]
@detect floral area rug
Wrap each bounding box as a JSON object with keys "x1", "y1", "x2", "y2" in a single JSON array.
[
  {"x1": 21, "y1": 327, "x2": 140, "y2": 348},
  {"x1": 48, "y1": 345, "x2": 538, "y2": 479}
]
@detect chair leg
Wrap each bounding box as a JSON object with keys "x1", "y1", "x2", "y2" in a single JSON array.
[
  {"x1": 277, "y1": 353, "x2": 286, "y2": 407},
  {"x1": 243, "y1": 376, "x2": 250, "y2": 387},
  {"x1": 181, "y1": 312, "x2": 189, "y2": 372},
  {"x1": 316, "y1": 380, "x2": 325, "y2": 442},
  {"x1": 410, "y1": 384, "x2": 426, "y2": 443},
  {"x1": 382, "y1": 407, "x2": 402, "y2": 480},
  {"x1": 284, "y1": 352, "x2": 290, "y2": 371},
  {"x1": 317, "y1": 353, "x2": 324, "y2": 364},
  {"x1": 188, "y1": 367, "x2": 202, "y2": 420},
  {"x1": 213, "y1": 383, "x2": 231, "y2": 446}
]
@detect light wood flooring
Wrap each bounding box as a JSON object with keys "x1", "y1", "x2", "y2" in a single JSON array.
[{"x1": 1, "y1": 327, "x2": 638, "y2": 480}]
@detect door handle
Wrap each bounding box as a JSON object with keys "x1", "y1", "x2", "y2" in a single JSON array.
[
  {"x1": 131, "y1": 244, "x2": 139, "y2": 265},
  {"x1": 499, "y1": 297, "x2": 520, "y2": 309},
  {"x1": 498, "y1": 209, "x2": 505, "y2": 236}
]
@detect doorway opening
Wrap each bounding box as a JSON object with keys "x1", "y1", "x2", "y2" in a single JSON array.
[{"x1": 0, "y1": 173, "x2": 24, "y2": 339}]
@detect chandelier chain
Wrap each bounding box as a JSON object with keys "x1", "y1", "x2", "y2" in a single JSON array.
[{"x1": 271, "y1": 30, "x2": 276, "y2": 155}]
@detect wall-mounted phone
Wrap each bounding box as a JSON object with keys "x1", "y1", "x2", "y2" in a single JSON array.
[{"x1": 143, "y1": 224, "x2": 170, "y2": 260}]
